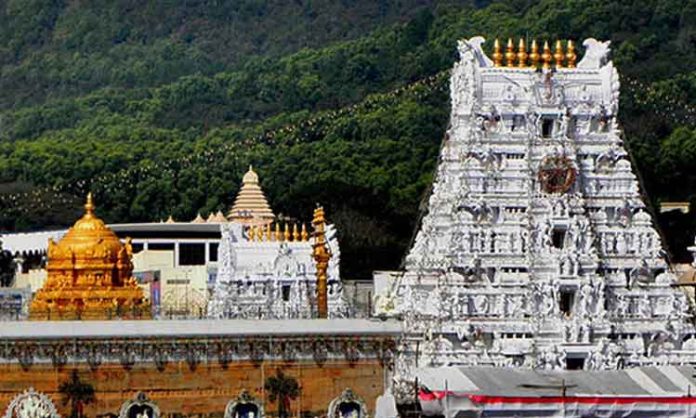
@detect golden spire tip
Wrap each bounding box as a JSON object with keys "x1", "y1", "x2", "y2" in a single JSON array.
[
  {"x1": 566, "y1": 39, "x2": 577, "y2": 68},
  {"x1": 517, "y1": 38, "x2": 528, "y2": 68},
  {"x1": 554, "y1": 39, "x2": 564, "y2": 68},
  {"x1": 530, "y1": 39, "x2": 540, "y2": 68},
  {"x1": 85, "y1": 192, "x2": 95, "y2": 214},
  {"x1": 541, "y1": 40, "x2": 552, "y2": 70},
  {"x1": 505, "y1": 38, "x2": 516, "y2": 67},
  {"x1": 492, "y1": 38, "x2": 503, "y2": 67}
]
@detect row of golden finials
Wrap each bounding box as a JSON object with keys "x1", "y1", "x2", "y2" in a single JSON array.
[
  {"x1": 247, "y1": 223, "x2": 310, "y2": 242},
  {"x1": 492, "y1": 39, "x2": 577, "y2": 69}
]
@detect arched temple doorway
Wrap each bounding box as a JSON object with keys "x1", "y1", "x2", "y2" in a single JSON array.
[
  {"x1": 328, "y1": 389, "x2": 368, "y2": 418},
  {"x1": 224, "y1": 390, "x2": 264, "y2": 418},
  {"x1": 118, "y1": 393, "x2": 160, "y2": 418},
  {"x1": 3, "y1": 388, "x2": 60, "y2": 418}
]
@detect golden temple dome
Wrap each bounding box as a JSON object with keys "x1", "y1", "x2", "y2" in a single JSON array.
[
  {"x1": 29, "y1": 193, "x2": 150, "y2": 320},
  {"x1": 228, "y1": 166, "x2": 275, "y2": 225},
  {"x1": 53, "y1": 193, "x2": 124, "y2": 261}
]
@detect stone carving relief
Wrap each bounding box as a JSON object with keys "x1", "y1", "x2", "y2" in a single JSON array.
[
  {"x1": 224, "y1": 390, "x2": 264, "y2": 418},
  {"x1": 578, "y1": 39, "x2": 611, "y2": 69},
  {"x1": 3, "y1": 389, "x2": 59, "y2": 418},
  {"x1": 327, "y1": 388, "x2": 368, "y2": 418},
  {"x1": 118, "y1": 392, "x2": 160, "y2": 418}
]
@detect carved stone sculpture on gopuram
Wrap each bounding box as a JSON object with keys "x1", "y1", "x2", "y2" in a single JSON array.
[
  {"x1": 372, "y1": 36, "x2": 695, "y2": 386},
  {"x1": 29, "y1": 193, "x2": 150, "y2": 320}
]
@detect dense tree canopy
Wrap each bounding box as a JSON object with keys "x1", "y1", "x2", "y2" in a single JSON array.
[{"x1": 0, "y1": 0, "x2": 695, "y2": 278}]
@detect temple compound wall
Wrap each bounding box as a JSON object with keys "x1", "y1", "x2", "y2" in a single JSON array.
[{"x1": 0, "y1": 319, "x2": 399, "y2": 418}]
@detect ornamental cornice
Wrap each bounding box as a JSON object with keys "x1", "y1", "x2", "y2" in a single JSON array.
[{"x1": 0, "y1": 335, "x2": 396, "y2": 370}]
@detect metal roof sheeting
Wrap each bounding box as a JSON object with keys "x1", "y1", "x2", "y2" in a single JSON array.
[{"x1": 416, "y1": 366, "x2": 696, "y2": 417}]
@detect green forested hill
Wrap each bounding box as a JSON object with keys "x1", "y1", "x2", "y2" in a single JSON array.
[
  {"x1": 1, "y1": 0, "x2": 695, "y2": 279},
  {"x1": 0, "y1": 0, "x2": 447, "y2": 109}
]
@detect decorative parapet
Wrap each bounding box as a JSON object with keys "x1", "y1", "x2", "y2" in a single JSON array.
[
  {"x1": 461, "y1": 36, "x2": 611, "y2": 70},
  {"x1": 247, "y1": 222, "x2": 309, "y2": 242}
]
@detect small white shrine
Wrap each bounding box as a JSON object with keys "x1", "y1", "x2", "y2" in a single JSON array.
[
  {"x1": 207, "y1": 221, "x2": 350, "y2": 319},
  {"x1": 208, "y1": 168, "x2": 350, "y2": 319},
  {"x1": 373, "y1": 37, "x2": 695, "y2": 389}
]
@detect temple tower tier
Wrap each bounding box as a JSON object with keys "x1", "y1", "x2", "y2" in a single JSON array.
[
  {"x1": 373, "y1": 37, "x2": 693, "y2": 383},
  {"x1": 228, "y1": 166, "x2": 275, "y2": 225}
]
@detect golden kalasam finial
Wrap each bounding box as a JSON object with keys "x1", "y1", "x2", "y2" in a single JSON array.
[
  {"x1": 265, "y1": 224, "x2": 272, "y2": 241},
  {"x1": 274, "y1": 223, "x2": 281, "y2": 241},
  {"x1": 541, "y1": 41, "x2": 552, "y2": 70},
  {"x1": 293, "y1": 224, "x2": 300, "y2": 241},
  {"x1": 492, "y1": 39, "x2": 503, "y2": 67},
  {"x1": 517, "y1": 38, "x2": 528, "y2": 68},
  {"x1": 312, "y1": 206, "x2": 331, "y2": 318},
  {"x1": 248, "y1": 226, "x2": 256, "y2": 241},
  {"x1": 85, "y1": 192, "x2": 95, "y2": 216},
  {"x1": 530, "y1": 40, "x2": 540, "y2": 68},
  {"x1": 554, "y1": 40, "x2": 564, "y2": 68},
  {"x1": 301, "y1": 224, "x2": 308, "y2": 241},
  {"x1": 566, "y1": 40, "x2": 577, "y2": 68},
  {"x1": 505, "y1": 38, "x2": 516, "y2": 67},
  {"x1": 284, "y1": 223, "x2": 290, "y2": 241}
]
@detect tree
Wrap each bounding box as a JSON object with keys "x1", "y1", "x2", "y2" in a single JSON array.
[
  {"x1": 0, "y1": 241, "x2": 14, "y2": 287},
  {"x1": 264, "y1": 369, "x2": 300, "y2": 418},
  {"x1": 58, "y1": 370, "x2": 95, "y2": 418}
]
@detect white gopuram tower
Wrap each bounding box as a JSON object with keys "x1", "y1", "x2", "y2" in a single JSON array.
[{"x1": 373, "y1": 37, "x2": 694, "y2": 379}]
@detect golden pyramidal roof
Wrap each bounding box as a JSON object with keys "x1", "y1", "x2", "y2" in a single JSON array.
[
  {"x1": 30, "y1": 193, "x2": 149, "y2": 320},
  {"x1": 228, "y1": 166, "x2": 275, "y2": 225}
]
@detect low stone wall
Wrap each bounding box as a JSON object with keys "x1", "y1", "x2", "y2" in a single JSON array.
[{"x1": 0, "y1": 319, "x2": 399, "y2": 418}]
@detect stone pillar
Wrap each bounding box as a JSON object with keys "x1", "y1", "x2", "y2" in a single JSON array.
[
  {"x1": 174, "y1": 242, "x2": 180, "y2": 267},
  {"x1": 312, "y1": 207, "x2": 331, "y2": 318}
]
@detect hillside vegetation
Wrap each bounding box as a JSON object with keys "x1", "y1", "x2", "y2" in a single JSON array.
[{"x1": 0, "y1": 0, "x2": 695, "y2": 278}]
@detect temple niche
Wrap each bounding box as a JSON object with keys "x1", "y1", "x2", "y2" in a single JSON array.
[{"x1": 29, "y1": 194, "x2": 150, "y2": 320}]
